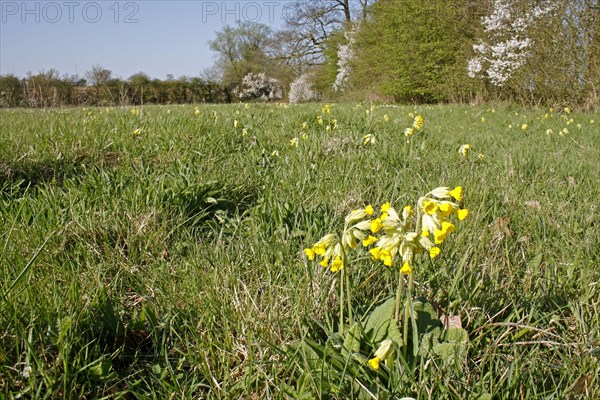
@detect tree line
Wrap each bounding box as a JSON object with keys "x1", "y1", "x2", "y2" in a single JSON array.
[
  {"x1": 0, "y1": 68, "x2": 232, "y2": 108},
  {"x1": 2, "y1": 0, "x2": 598, "y2": 108}
]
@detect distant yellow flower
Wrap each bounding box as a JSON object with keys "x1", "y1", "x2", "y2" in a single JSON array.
[
  {"x1": 459, "y1": 144, "x2": 471, "y2": 157},
  {"x1": 481, "y1": 117, "x2": 485, "y2": 123},
  {"x1": 365, "y1": 205, "x2": 375, "y2": 215},
  {"x1": 404, "y1": 127, "x2": 414, "y2": 137},
  {"x1": 290, "y1": 138, "x2": 299, "y2": 147},
  {"x1": 234, "y1": 120, "x2": 239, "y2": 128},
  {"x1": 242, "y1": 128, "x2": 248, "y2": 137},
  {"x1": 363, "y1": 134, "x2": 376, "y2": 145},
  {"x1": 133, "y1": 128, "x2": 142, "y2": 136},
  {"x1": 521, "y1": 124, "x2": 528, "y2": 131},
  {"x1": 413, "y1": 115, "x2": 424, "y2": 130},
  {"x1": 383, "y1": 114, "x2": 389, "y2": 122}
]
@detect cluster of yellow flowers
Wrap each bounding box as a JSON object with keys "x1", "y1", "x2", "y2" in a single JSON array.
[
  {"x1": 304, "y1": 187, "x2": 468, "y2": 275},
  {"x1": 404, "y1": 114, "x2": 424, "y2": 139}
]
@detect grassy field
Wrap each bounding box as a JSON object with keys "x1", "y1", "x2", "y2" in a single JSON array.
[{"x1": 0, "y1": 103, "x2": 598, "y2": 399}]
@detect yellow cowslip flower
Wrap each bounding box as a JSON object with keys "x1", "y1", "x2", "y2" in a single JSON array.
[
  {"x1": 369, "y1": 247, "x2": 382, "y2": 261},
  {"x1": 365, "y1": 205, "x2": 375, "y2": 215},
  {"x1": 381, "y1": 249, "x2": 393, "y2": 266},
  {"x1": 330, "y1": 256, "x2": 344, "y2": 272},
  {"x1": 564, "y1": 107, "x2": 571, "y2": 114},
  {"x1": 194, "y1": 108, "x2": 201, "y2": 116},
  {"x1": 400, "y1": 262, "x2": 412, "y2": 274},
  {"x1": 362, "y1": 235, "x2": 378, "y2": 247},
  {"x1": 413, "y1": 115, "x2": 424, "y2": 130},
  {"x1": 271, "y1": 150, "x2": 279, "y2": 157},
  {"x1": 442, "y1": 221, "x2": 456, "y2": 235},
  {"x1": 234, "y1": 120, "x2": 239, "y2": 128},
  {"x1": 322, "y1": 104, "x2": 331, "y2": 115},
  {"x1": 319, "y1": 259, "x2": 329, "y2": 268},
  {"x1": 368, "y1": 357, "x2": 381, "y2": 370},
  {"x1": 403, "y1": 205, "x2": 413, "y2": 215},
  {"x1": 370, "y1": 218, "x2": 383, "y2": 233},
  {"x1": 561, "y1": 128, "x2": 569, "y2": 136},
  {"x1": 242, "y1": 128, "x2": 248, "y2": 137},
  {"x1": 383, "y1": 114, "x2": 389, "y2": 122},
  {"x1": 449, "y1": 186, "x2": 463, "y2": 201},
  {"x1": 133, "y1": 128, "x2": 142, "y2": 136},
  {"x1": 381, "y1": 212, "x2": 389, "y2": 221},
  {"x1": 381, "y1": 202, "x2": 391, "y2": 213},
  {"x1": 422, "y1": 228, "x2": 430, "y2": 237},
  {"x1": 290, "y1": 138, "x2": 299, "y2": 147},
  {"x1": 363, "y1": 134, "x2": 376, "y2": 145},
  {"x1": 549, "y1": 107, "x2": 554, "y2": 113},
  {"x1": 421, "y1": 199, "x2": 439, "y2": 215},
  {"x1": 331, "y1": 119, "x2": 338, "y2": 129},
  {"x1": 302, "y1": 122, "x2": 308, "y2": 129},
  {"x1": 457, "y1": 209, "x2": 469, "y2": 220},
  {"x1": 439, "y1": 202, "x2": 456, "y2": 217},
  {"x1": 368, "y1": 339, "x2": 394, "y2": 370},
  {"x1": 434, "y1": 229, "x2": 446, "y2": 244},
  {"x1": 576, "y1": 124, "x2": 581, "y2": 129},
  {"x1": 521, "y1": 124, "x2": 528, "y2": 131},
  {"x1": 481, "y1": 117, "x2": 485, "y2": 123},
  {"x1": 546, "y1": 129, "x2": 553, "y2": 135},
  {"x1": 304, "y1": 248, "x2": 316, "y2": 260},
  {"x1": 301, "y1": 132, "x2": 308, "y2": 140},
  {"x1": 404, "y1": 127, "x2": 414, "y2": 137},
  {"x1": 317, "y1": 116, "x2": 323, "y2": 125},
  {"x1": 429, "y1": 247, "x2": 441, "y2": 259},
  {"x1": 459, "y1": 144, "x2": 471, "y2": 157}
]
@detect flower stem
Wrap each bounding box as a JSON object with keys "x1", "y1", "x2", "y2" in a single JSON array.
[
  {"x1": 402, "y1": 272, "x2": 414, "y2": 358},
  {"x1": 345, "y1": 264, "x2": 354, "y2": 327},
  {"x1": 339, "y1": 268, "x2": 345, "y2": 336},
  {"x1": 395, "y1": 268, "x2": 404, "y2": 322}
]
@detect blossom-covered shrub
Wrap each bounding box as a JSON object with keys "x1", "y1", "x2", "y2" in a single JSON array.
[
  {"x1": 333, "y1": 28, "x2": 357, "y2": 92},
  {"x1": 288, "y1": 73, "x2": 320, "y2": 103},
  {"x1": 468, "y1": 0, "x2": 556, "y2": 86},
  {"x1": 235, "y1": 73, "x2": 283, "y2": 102}
]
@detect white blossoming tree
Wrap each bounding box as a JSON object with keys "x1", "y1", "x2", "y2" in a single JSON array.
[
  {"x1": 468, "y1": 0, "x2": 557, "y2": 87},
  {"x1": 289, "y1": 73, "x2": 320, "y2": 103},
  {"x1": 234, "y1": 73, "x2": 284, "y2": 102}
]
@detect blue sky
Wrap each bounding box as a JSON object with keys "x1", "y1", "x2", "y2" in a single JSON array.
[{"x1": 0, "y1": 1, "x2": 291, "y2": 79}]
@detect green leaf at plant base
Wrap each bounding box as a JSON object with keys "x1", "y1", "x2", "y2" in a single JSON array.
[
  {"x1": 343, "y1": 323, "x2": 361, "y2": 354},
  {"x1": 364, "y1": 298, "x2": 398, "y2": 344}
]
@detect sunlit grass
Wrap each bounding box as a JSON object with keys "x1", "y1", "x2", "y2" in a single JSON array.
[{"x1": 1, "y1": 103, "x2": 598, "y2": 398}]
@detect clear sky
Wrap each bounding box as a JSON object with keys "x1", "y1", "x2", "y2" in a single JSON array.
[{"x1": 0, "y1": 0, "x2": 292, "y2": 79}]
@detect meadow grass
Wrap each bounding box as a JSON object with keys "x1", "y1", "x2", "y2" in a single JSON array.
[{"x1": 0, "y1": 103, "x2": 598, "y2": 399}]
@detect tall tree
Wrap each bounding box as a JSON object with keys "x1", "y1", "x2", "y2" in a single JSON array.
[
  {"x1": 208, "y1": 21, "x2": 275, "y2": 87},
  {"x1": 275, "y1": 0, "x2": 372, "y2": 73}
]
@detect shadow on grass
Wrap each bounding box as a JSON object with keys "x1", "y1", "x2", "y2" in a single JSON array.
[{"x1": 0, "y1": 151, "x2": 122, "y2": 197}]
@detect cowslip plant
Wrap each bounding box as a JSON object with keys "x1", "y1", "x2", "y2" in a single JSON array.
[{"x1": 301, "y1": 186, "x2": 469, "y2": 383}]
